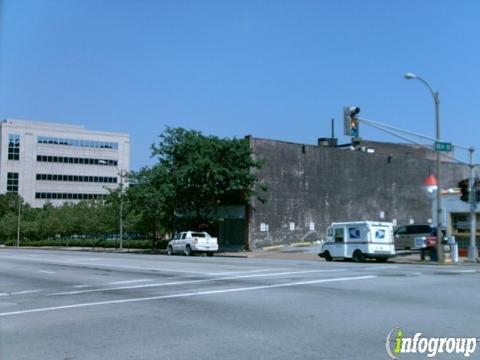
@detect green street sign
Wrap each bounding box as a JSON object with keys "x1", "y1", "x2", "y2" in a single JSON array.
[{"x1": 435, "y1": 141, "x2": 453, "y2": 152}]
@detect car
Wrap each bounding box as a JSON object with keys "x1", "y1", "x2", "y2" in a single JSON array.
[
  {"x1": 393, "y1": 224, "x2": 437, "y2": 250},
  {"x1": 167, "y1": 231, "x2": 219, "y2": 256}
]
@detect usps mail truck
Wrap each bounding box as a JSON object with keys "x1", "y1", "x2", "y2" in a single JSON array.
[{"x1": 318, "y1": 221, "x2": 395, "y2": 262}]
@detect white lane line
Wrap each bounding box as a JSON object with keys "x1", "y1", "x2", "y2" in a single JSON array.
[
  {"x1": 0, "y1": 290, "x2": 42, "y2": 297},
  {"x1": 49, "y1": 269, "x2": 346, "y2": 296},
  {"x1": 72, "y1": 285, "x2": 90, "y2": 288},
  {"x1": 12, "y1": 290, "x2": 42, "y2": 295},
  {"x1": 0, "y1": 275, "x2": 376, "y2": 317},
  {"x1": 38, "y1": 270, "x2": 56, "y2": 274},
  {"x1": 106, "y1": 279, "x2": 154, "y2": 285},
  {"x1": 0, "y1": 255, "x2": 215, "y2": 275}
]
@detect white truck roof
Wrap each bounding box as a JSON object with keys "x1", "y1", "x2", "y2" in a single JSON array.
[{"x1": 329, "y1": 221, "x2": 393, "y2": 227}]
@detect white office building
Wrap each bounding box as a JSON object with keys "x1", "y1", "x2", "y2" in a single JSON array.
[{"x1": 0, "y1": 119, "x2": 130, "y2": 207}]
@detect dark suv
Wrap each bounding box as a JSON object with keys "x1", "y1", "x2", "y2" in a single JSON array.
[{"x1": 394, "y1": 224, "x2": 437, "y2": 250}]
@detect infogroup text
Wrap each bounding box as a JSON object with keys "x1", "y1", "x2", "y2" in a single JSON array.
[{"x1": 386, "y1": 328, "x2": 478, "y2": 359}]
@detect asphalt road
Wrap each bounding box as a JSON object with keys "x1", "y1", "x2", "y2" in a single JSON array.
[{"x1": 0, "y1": 249, "x2": 479, "y2": 360}]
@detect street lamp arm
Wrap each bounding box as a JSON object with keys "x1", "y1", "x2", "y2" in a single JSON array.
[{"x1": 412, "y1": 76, "x2": 440, "y2": 105}]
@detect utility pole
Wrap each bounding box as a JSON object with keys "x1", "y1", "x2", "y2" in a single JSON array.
[
  {"x1": 16, "y1": 195, "x2": 21, "y2": 248},
  {"x1": 434, "y1": 90, "x2": 444, "y2": 262},
  {"x1": 119, "y1": 170, "x2": 125, "y2": 251}
]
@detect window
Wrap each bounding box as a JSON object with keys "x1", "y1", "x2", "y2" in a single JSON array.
[
  {"x1": 37, "y1": 136, "x2": 118, "y2": 150},
  {"x1": 394, "y1": 226, "x2": 407, "y2": 235},
  {"x1": 35, "y1": 174, "x2": 117, "y2": 183},
  {"x1": 35, "y1": 192, "x2": 106, "y2": 200},
  {"x1": 8, "y1": 134, "x2": 20, "y2": 160},
  {"x1": 36, "y1": 155, "x2": 118, "y2": 166},
  {"x1": 7, "y1": 173, "x2": 19, "y2": 193},
  {"x1": 334, "y1": 228, "x2": 344, "y2": 243},
  {"x1": 408, "y1": 225, "x2": 432, "y2": 234}
]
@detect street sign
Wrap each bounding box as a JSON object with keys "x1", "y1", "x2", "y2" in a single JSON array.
[{"x1": 435, "y1": 141, "x2": 453, "y2": 152}]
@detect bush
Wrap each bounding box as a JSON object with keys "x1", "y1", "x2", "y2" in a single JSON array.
[{"x1": 2, "y1": 238, "x2": 163, "y2": 249}]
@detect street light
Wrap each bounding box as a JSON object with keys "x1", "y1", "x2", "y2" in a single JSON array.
[
  {"x1": 99, "y1": 160, "x2": 126, "y2": 252},
  {"x1": 404, "y1": 72, "x2": 444, "y2": 262}
]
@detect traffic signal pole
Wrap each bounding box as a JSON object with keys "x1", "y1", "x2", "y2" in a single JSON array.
[
  {"x1": 355, "y1": 115, "x2": 478, "y2": 262},
  {"x1": 434, "y1": 91, "x2": 444, "y2": 263},
  {"x1": 468, "y1": 148, "x2": 478, "y2": 261}
]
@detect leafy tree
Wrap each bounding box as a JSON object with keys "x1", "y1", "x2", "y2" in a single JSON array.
[
  {"x1": 150, "y1": 127, "x2": 263, "y2": 228},
  {"x1": 127, "y1": 164, "x2": 174, "y2": 243}
]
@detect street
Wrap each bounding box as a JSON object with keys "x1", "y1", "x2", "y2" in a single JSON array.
[{"x1": 0, "y1": 249, "x2": 479, "y2": 360}]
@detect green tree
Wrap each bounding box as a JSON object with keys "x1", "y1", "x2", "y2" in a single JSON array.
[
  {"x1": 128, "y1": 164, "x2": 174, "y2": 243},
  {"x1": 150, "y1": 127, "x2": 263, "y2": 228}
]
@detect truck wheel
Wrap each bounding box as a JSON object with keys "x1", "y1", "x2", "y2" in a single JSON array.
[
  {"x1": 323, "y1": 251, "x2": 333, "y2": 262},
  {"x1": 353, "y1": 250, "x2": 365, "y2": 263},
  {"x1": 167, "y1": 246, "x2": 174, "y2": 256},
  {"x1": 184, "y1": 245, "x2": 193, "y2": 256}
]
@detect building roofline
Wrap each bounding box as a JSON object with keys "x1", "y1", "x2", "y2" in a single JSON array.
[{"x1": 2, "y1": 118, "x2": 130, "y2": 138}]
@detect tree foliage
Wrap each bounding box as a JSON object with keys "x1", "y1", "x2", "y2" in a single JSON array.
[{"x1": 152, "y1": 127, "x2": 262, "y2": 208}]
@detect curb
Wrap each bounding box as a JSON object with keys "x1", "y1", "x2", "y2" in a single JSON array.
[
  {"x1": 261, "y1": 245, "x2": 286, "y2": 251},
  {"x1": 289, "y1": 242, "x2": 314, "y2": 247}
]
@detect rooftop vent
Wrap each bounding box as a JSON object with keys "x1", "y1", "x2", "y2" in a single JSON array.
[{"x1": 317, "y1": 138, "x2": 337, "y2": 147}]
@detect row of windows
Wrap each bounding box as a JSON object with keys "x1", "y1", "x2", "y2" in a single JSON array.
[
  {"x1": 36, "y1": 174, "x2": 117, "y2": 183},
  {"x1": 8, "y1": 134, "x2": 20, "y2": 160},
  {"x1": 7, "y1": 172, "x2": 19, "y2": 193},
  {"x1": 37, "y1": 155, "x2": 118, "y2": 166},
  {"x1": 35, "y1": 192, "x2": 106, "y2": 200},
  {"x1": 37, "y1": 136, "x2": 118, "y2": 150}
]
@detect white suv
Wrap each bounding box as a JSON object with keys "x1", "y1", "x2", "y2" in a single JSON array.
[{"x1": 167, "y1": 231, "x2": 219, "y2": 256}]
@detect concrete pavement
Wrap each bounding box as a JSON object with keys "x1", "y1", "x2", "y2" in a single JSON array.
[{"x1": 1, "y1": 248, "x2": 479, "y2": 360}]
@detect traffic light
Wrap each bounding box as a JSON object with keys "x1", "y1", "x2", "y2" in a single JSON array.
[
  {"x1": 458, "y1": 178, "x2": 480, "y2": 204},
  {"x1": 343, "y1": 106, "x2": 360, "y2": 137},
  {"x1": 458, "y1": 178, "x2": 469, "y2": 202}
]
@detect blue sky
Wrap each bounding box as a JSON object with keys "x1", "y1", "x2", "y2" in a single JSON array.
[{"x1": 0, "y1": 0, "x2": 479, "y2": 170}]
